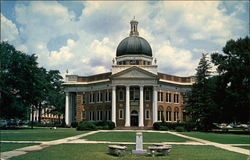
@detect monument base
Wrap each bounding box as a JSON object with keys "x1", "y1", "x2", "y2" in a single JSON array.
[{"x1": 132, "y1": 150, "x2": 147, "y2": 154}]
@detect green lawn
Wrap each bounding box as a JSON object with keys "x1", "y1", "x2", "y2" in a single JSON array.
[
  {"x1": 11, "y1": 144, "x2": 248, "y2": 160},
  {"x1": 180, "y1": 132, "x2": 250, "y2": 144},
  {"x1": 0, "y1": 128, "x2": 87, "y2": 141},
  {"x1": 83, "y1": 132, "x2": 190, "y2": 142},
  {"x1": 0, "y1": 143, "x2": 39, "y2": 152},
  {"x1": 238, "y1": 146, "x2": 250, "y2": 150}
]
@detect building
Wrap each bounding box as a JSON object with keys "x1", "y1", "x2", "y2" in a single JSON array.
[
  {"x1": 63, "y1": 19, "x2": 194, "y2": 128},
  {"x1": 30, "y1": 107, "x2": 63, "y2": 123}
]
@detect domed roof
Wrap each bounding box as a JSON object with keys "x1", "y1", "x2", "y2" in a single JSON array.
[{"x1": 116, "y1": 36, "x2": 152, "y2": 57}]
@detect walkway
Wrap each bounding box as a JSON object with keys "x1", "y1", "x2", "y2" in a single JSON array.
[
  {"x1": 1, "y1": 130, "x2": 249, "y2": 159},
  {"x1": 167, "y1": 131, "x2": 250, "y2": 155},
  {"x1": 0, "y1": 131, "x2": 99, "y2": 160}
]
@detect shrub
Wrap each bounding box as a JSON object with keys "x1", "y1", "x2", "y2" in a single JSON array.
[
  {"x1": 107, "y1": 121, "x2": 115, "y2": 129},
  {"x1": 77, "y1": 121, "x2": 97, "y2": 131},
  {"x1": 153, "y1": 121, "x2": 196, "y2": 131},
  {"x1": 159, "y1": 126, "x2": 169, "y2": 131},
  {"x1": 76, "y1": 121, "x2": 115, "y2": 131},
  {"x1": 153, "y1": 122, "x2": 162, "y2": 130},
  {"x1": 71, "y1": 121, "x2": 78, "y2": 128},
  {"x1": 175, "y1": 126, "x2": 185, "y2": 132},
  {"x1": 184, "y1": 121, "x2": 196, "y2": 131}
]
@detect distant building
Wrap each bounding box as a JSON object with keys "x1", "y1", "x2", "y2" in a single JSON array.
[
  {"x1": 63, "y1": 19, "x2": 194, "y2": 128},
  {"x1": 30, "y1": 107, "x2": 62, "y2": 123}
]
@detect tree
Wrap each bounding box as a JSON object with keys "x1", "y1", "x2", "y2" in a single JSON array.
[
  {"x1": 0, "y1": 42, "x2": 65, "y2": 127},
  {"x1": 186, "y1": 54, "x2": 219, "y2": 131},
  {"x1": 211, "y1": 36, "x2": 250, "y2": 123},
  {"x1": 46, "y1": 70, "x2": 65, "y2": 123},
  {"x1": 0, "y1": 42, "x2": 38, "y2": 119}
]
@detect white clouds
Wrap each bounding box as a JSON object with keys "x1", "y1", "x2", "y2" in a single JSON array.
[
  {"x1": 1, "y1": 1, "x2": 248, "y2": 77},
  {"x1": 155, "y1": 42, "x2": 199, "y2": 76},
  {"x1": 1, "y1": 14, "x2": 19, "y2": 42},
  {"x1": 48, "y1": 39, "x2": 75, "y2": 66}
]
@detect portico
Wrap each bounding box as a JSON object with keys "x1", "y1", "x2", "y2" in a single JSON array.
[
  {"x1": 110, "y1": 65, "x2": 159, "y2": 127},
  {"x1": 111, "y1": 84, "x2": 158, "y2": 127}
]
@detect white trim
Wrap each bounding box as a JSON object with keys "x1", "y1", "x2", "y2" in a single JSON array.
[
  {"x1": 174, "y1": 94, "x2": 179, "y2": 104},
  {"x1": 89, "y1": 92, "x2": 95, "y2": 104},
  {"x1": 145, "y1": 109, "x2": 150, "y2": 120},
  {"x1": 119, "y1": 109, "x2": 124, "y2": 120},
  {"x1": 166, "y1": 111, "x2": 171, "y2": 121},
  {"x1": 159, "y1": 79, "x2": 193, "y2": 85},
  {"x1": 166, "y1": 92, "x2": 171, "y2": 103},
  {"x1": 158, "y1": 92, "x2": 163, "y2": 102},
  {"x1": 64, "y1": 79, "x2": 110, "y2": 85}
]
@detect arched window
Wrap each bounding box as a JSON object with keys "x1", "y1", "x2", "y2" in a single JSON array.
[
  {"x1": 174, "y1": 107, "x2": 179, "y2": 121},
  {"x1": 166, "y1": 106, "x2": 172, "y2": 121},
  {"x1": 158, "y1": 105, "x2": 164, "y2": 121}
]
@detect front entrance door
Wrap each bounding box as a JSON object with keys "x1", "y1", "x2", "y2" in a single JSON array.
[{"x1": 131, "y1": 110, "x2": 138, "y2": 126}]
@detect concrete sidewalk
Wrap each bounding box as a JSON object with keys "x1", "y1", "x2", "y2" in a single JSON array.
[
  {"x1": 167, "y1": 131, "x2": 250, "y2": 156},
  {"x1": 0, "y1": 130, "x2": 99, "y2": 160}
]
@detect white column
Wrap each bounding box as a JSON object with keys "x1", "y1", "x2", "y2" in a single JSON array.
[
  {"x1": 139, "y1": 86, "x2": 144, "y2": 127},
  {"x1": 36, "y1": 110, "x2": 39, "y2": 121},
  {"x1": 112, "y1": 86, "x2": 116, "y2": 126},
  {"x1": 65, "y1": 92, "x2": 70, "y2": 126},
  {"x1": 125, "y1": 86, "x2": 130, "y2": 127},
  {"x1": 153, "y1": 86, "x2": 158, "y2": 123}
]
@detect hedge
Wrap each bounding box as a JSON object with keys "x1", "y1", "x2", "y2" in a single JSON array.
[
  {"x1": 153, "y1": 121, "x2": 196, "y2": 131},
  {"x1": 76, "y1": 121, "x2": 115, "y2": 131}
]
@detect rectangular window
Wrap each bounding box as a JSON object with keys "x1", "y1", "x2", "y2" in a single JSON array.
[
  {"x1": 118, "y1": 90, "x2": 124, "y2": 101},
  {"x1": 166, "y1": 111, "x2": 171, "y2": 121},
  {"x1": 145, "y1": 90, "x2": 150, "y2": 101},
  {"x1": 82, "y1": 94, "x2": 86, "y2": 104},
  {"x1": 130, "y1": 88, "x2": 139, "y2": 101},
  {"x1": 145, "y1": 110, "x2": 150, "y2": 120},
  {"x1": 108, "y1": 110, "x2": 111, "y2": 121},
  {"x1": 89, "y1": 93, "x2": 95, "y2": 103},
  {"x1": 96, "y1": 111, "x2": 103, "y2": 121},
  {"x1": 105, "y1": 110, "x2": 111, "y2": 121},
  {"x1": 119, "y1": 109, "x2": 124, "y2": 119},
  {"x1": 100, "y1": 92, "x2": 103, "y2": 102},
  {"x1": 174, "y1": 112, "x2": 179, "y2": 121},
  {"x1": 158, "y1": 92, "x2": 163, "y2": 102},
  {"x1": 105, "y1": 91, "x2": 111, "y2": 102},
  {"x1": 157, "y1": 111, "x2": 164, "y2": 121},
  {"x1": 174, "y1": 94, "x2": 179, "y2": 103},
  {"x1": 89, "y1": 111, "x2": 95, "y2": 121},
  {"x1": 166, "y1": 93, "x2": 171, "y2": 103},
  {"x1": 130, "y1": 90, "x2": 134, "y2": 100},
  {"x1": 82, "y1": 111, "x2": 86, "y2": 120},
  {"x1": 97, "y1": 91, "x2": 103, "y2": 103}
]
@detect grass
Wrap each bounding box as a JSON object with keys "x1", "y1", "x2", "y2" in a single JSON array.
[
  {"x1": 0, "y1": 128, "x2": 87, "y2": 141},
  {"x1": 180, "y1": 132, "x2": 250, "y2": 144},
  {"x1": 0, "y1": 143, "x2": 39, "y2": 152},
  {"x1": 83, "y1": 131, "x2": 189, "y2": 142},
  {"x1": 10, "y1": 144, "x2": 248, "y2": 160},
  {"x1": 238, "y1": 146, "x2": 250, "y2": 150}
]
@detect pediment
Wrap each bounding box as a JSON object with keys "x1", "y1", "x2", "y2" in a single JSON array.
[{"x1": 112, "y1": 66, "x2": 158, "y2": 79}]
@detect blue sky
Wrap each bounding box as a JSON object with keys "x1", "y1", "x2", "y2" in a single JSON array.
[{"x1": 1, "y1": 1, "x2": 249, "y2": 77}]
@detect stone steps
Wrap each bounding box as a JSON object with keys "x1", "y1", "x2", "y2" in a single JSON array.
[{"x1": 115, "y1": 127, "x2": 153, "y2": 130}]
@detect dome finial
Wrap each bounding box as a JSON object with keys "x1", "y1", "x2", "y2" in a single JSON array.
[{"x1": 129, "y1": 18, "x2": 139, "y2": 36}]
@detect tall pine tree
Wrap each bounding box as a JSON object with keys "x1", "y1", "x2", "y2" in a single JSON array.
[{"x1": 186, "y1": 54, "x2": 219, "y2": 131}]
